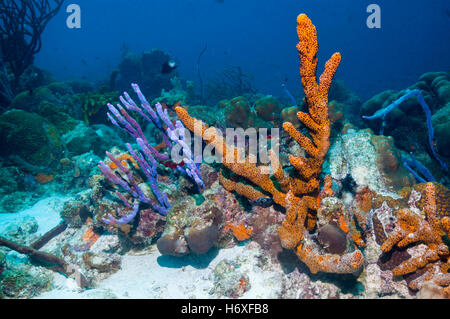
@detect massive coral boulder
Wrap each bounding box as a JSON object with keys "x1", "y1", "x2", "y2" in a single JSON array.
[
  {"x1": 329, "y1": 79, "x2": 362, "y2": 126},
  {"x1": 360, "y1": 72, "x2": 450, "y2": 177},
  {"x1": 371, "y1": 134, "x2": 414, "y2": 189},
  {"x1": 156, "y1": 195, "x2": 222, "y2": 256},
  {"x1": 432, "y1": 103, "x2": 450, "y2": 158},
  {"x1": 10, "y1": 82, "x2": 79, "y2": 117},
  {"x1": 361, "y1": 72, "x2": 450, "y2": 124},
  {"x1": 217, "y1": 95, "x2": 276, "y2": 129},
  {"x1": 11, "y1": 86, "x2": 61, "y2": 113},
  {"x1": 61, "y1": 123, "x2": 103, "y2": 156},
  {"x1": 116, "y1": 49, "x2": 179, "y2": 101},
  {"x1": 254, "y1": 95, "x2": 282, "y2": 121},
  {"x1": 327, "y1": 128, "x2": 414, "y2": 194},
  {"x1": 0, "y1": 109, "x2": 65, "y2": 168},
  {"x1": 37, "y1": 101, "x2": 80, "y2": 135},
  {"x1": 281, "y1": 106, "x2": 301, "y2": 128},
  {"x1": 221, "y1": 96, "x2": 251, "y2": 128}
]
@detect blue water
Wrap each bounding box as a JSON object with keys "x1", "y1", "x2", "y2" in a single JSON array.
[{"x1": 35, "y1": 0, "x2": 450, "y2": 101}]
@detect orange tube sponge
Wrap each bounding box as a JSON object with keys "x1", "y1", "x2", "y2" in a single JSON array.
[
  {"x1": 321, "y1": 175, "x2": 334, "y2": 198},
  {"x1": 173, "y1": 14, "x2": 362, "y2": 275},
  {"x1": 278, "y1": 14, "x2": 361, "y2": 274},
  {"x1": 219, "y1": 170, "x2": 266, "y2": 201},
  {"x1": 175, "y1": 106, "x2": 287, "y2": 206},
  {"x1": 231, "y1": 223, "x2": 253, "y2": 241},
  {"x1": 442, "y1": 217, "x2": 450, "y2": 234},
  {"x1": 107, "y1": 153, "x2": 139, "y2": 170},
  {"x1": 381, "y1": 183, "x2": 449, "y2": 290},
  {"x1": 82, "y1": 227, "x2": 100, "y2": 247},
  {"x1": 296, "y1": 13, "x2": 341, "y2": 125},
  {"x1": 296, "y1": 244, "x2": 364, "y2": 274}
]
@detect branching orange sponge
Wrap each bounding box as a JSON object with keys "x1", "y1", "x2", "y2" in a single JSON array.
[
  {"x1": 174, "y1": 14, "x2": 363, "y2": 275},
  {"x1": 278, "y1": 14, "x2": 362, "y2": 274},
  {"x1": 381, "y1": 183, "x2": 450, "y2": 290}
]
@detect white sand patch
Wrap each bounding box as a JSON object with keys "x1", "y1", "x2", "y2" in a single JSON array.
[
  {"x1": 36, "y1": 242, "x2": 283, "y2": 299},
  {"x1": 0, "y1": 195, "x2": 70, "y2": 236}
]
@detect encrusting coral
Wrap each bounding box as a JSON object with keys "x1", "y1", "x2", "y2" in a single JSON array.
[{"x1": 174, "y1": 14, "x2": 363, "y2": 274}]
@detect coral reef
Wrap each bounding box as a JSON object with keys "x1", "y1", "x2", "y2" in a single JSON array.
[
  {"x1": 254, "y1": 95, "x2": 282, "y2": 122},
  {"x1": 348, "y1": 181, "x2": 450, "y2": 297},
  {"x1": 402, "y1": 152, "x2": 436, "y2": 183},
  {"x1": 0, "y1": 265, "x2": 53, "y2": 298},
  {"x1": 156, "y1": 170, "x2": 225, "y2": 256},
  {"x1": 281, "y1": 106, "x2": 301, "y2": 128},
  {"x1": 0, "y1": 109, "x2": 65, "y2": 168},
  {"x1": 432, "y1": 102, "x2": 450, "y2": 158},
  {"x1": 10, "y1": 81, "x2": 76, "y2": 116},
  {"x1": 0, "y1": 0, "x2": 64, "y2": 108},
  {"x1": 0, "y1": 142, "x2": 103, "y2": 213},
  {"x1": 361, "y1": 72, "x2": 450, "y2": 183},
  {"x1": 212, "y1": 259, "x2": 251, "y2": 298},
  {"x1": 78, "y1": 90, "x2": 120, "y2": 125},
  {"x1": 1, "y1": 4, "x2": 449, "y2": 301},
  {"x1": 152, "y1": 77, "x2": 195, "y2": 107},
  {"x1": 363, "y1": 89, "x2": 447, "y2": 171},
  {"x1": 204, "y1": 66, "x2": 257, "y2": 106},
  {"x1": 222, "y1": 96, "x2": 252, "y2": 128},
  {"x1": 99, "y1": 83, "x2": 204, "y2": 223},
  {"x1": 174, "y1": 14, "x2": 363, "y2": 275},
  {"x1": 115, "y1": 49, "x2": 179, "y2": 101},
  {"x1": 380, "y1": 183, "x2": 449, "y2": 293},
  {"x1": 327, "y1": 128, "x2": 414, "y2": 193},
  {"x1": 217, "y1": 95, "x2": 278, "y2": 129}
]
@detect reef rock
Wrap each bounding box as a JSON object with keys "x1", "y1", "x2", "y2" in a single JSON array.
[
  {"x1": 156, "y1": 195, "x2": 222, "y2": 256},
  {"x1": 0, "y1": 109, "x2": 65, "y2": 168},
  {"x1": 360, "y1": 71, "x2": 450, "y2": 179},
  {"x1": 61, "y1": 123, "x2": 104, "y2": 156},
  {"x1": 327, "y1": 128, "x2": 413, "y2": 193},
  {"x1": 432, "y1": 102, "x2": 450, "y2": 158}
]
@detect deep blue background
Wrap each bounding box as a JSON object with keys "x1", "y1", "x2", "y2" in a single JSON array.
[{"x1": 35, "y1": 0, "x2": 450, "y2": 101}]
